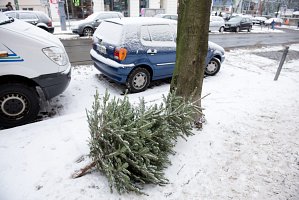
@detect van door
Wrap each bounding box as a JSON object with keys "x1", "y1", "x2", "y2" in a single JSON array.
[
  {"x1": 240, "y1": 18, "x2": 251, "y2": 30},
  {"x1": 141, "y1": 24, "x2": 176, "y2": 80}
]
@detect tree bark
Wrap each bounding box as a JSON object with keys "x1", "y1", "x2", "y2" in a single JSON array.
[{"x1": 171, "y1": 0, "x2": 212, "y2": 123}]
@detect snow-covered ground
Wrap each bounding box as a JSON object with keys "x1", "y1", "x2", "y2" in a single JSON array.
[{"x1": 0, "y1": 44, "x2": 299, "y2": 200}]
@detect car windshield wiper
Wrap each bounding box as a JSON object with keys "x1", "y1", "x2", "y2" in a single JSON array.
[{"x1": 0, "y1": 17, "x2": 14, "y2": 25}]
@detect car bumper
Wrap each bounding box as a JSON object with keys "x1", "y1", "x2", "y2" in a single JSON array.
[
  {"x1": 90, "y1": 49, "x2": 134, "y2": 84},
  {"x1": 221, "y1": 54, "x2": 225, "y2": 63},
  {"x1": 224, "y1": 26, "x2": 236, "y2": 31},
  {"x1": 33, "y1": 64, "x2": 71, "y2": 100},
  {"x1": 71, "y1": 28, "x2": 81, "y2": 35}
]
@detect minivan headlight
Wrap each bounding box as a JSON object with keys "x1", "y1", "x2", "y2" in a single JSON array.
[{"x1": 42, "y1": 47, "x2": 68, "y2": 66}]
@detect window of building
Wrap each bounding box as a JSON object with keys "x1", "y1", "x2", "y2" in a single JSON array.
[{"x1": 22, "y1": 8, "x2": 34, "y2": 11}]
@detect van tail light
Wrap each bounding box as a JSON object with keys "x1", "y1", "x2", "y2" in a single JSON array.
[{"x1": 114, "y1": 47, "x2": 127, "y2": 61}]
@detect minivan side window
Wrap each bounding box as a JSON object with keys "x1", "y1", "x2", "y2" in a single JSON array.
[
  {"x1": 141, "y1": 26, "x2": 151, "y2": 41},
  {"x1": 141, "y1": 24, "x2": 175, "y2": 47},
  {"x1": 147, "y1": 24, "x2": 174, "y2": 42}
]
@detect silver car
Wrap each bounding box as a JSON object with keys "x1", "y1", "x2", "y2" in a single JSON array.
[
  {"x1": 4, "y1": 10, "x2": 54, "y2": 33},
  {"x1": 71, "y1": 11, "x2": 124, "y2": 36}
]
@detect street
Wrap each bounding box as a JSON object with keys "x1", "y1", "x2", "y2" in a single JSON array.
[{"x1": 61, "y1": 28, "x2": 299, "y2": 65}]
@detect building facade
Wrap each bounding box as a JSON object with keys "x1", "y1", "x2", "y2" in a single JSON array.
[
  {"x1": 48, "y1": 0, "x2": 178, "y2": 20},
  {"x1": 1, "y1": 0, "x2": 298, "y2": 21},
  {"x1": 0, "y1": 0, "x2": 50, "y2": 13}
]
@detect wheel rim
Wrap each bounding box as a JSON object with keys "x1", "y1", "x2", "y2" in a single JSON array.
[
  {"x1": 84, "y1": 28, "x2": 93, "y2": 36},
  {"x1": 206, "y1": 60, "x2": 218, "y2": 74},
  {"x1": 236, "y1": 27, "x2": 239, "y2": 32},
  {"x1": 132, "y1": 72, "x2": 147, "y2": 89},
  {"x1": 0, "y1": 93, "x2": 28, "y2": 119},
  {"x1": 220, "y1": 27, "x2": 224, "y2": 32}
]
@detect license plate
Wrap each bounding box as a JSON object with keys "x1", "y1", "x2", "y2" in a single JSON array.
[{"x1": 97, "y1": 44, "x2": 106, "y2": 54}]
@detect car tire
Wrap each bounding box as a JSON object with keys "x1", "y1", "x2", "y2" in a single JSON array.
[
  {"x1": 127, "y1": 68, "x2": 150, "y2": 93},
  {"x1": 83, "y1": 27, "x2": 94, "y2": 36},
  {"x1": 219, "y1": 26, "x2": 224, "y2": 32},
  {"x1": 205, "y1": 58, "x2": 221, "y2": 76},
  {"x1": 235, "y1": 26, "x2": 240, "y2": 32},
  {"x1": 248, "y1": 26, "x2": 252, "y2": 32},
  {"x1": 0, "y1": 83, "x2": 40, "y2": 128}
]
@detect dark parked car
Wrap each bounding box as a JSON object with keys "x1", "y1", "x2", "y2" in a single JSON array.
[
  {"x1": 4, "y1": 10, "x2": 54, "y2": 33},
  {"x1": 224, "y1": 16, "x2": 252, "y2": 32},
  {"x1": 71, "y1": 11, "x2": 124, "y2": 36},
  {"x1": 90, "y1": 17, "x2": 225, "y2": 93}
]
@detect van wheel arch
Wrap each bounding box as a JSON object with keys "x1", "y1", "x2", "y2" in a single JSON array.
[{"x1": 0, "y1": 75, "x2": 38, "y2": 87}]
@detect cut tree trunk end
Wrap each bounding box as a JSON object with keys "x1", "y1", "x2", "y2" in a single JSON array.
[{"x1": 72, "y1": 161, "x2": 96, "y2": 178}]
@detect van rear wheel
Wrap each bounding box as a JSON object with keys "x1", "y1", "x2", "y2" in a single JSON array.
[
  {"x1": 127, "y1": 68, "x2": 150, "y2": 93},
  {"x1": 0, "y1": 83, "x2": 40, "y2": 128}
]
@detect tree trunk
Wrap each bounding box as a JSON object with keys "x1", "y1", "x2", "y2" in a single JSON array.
[{"x1": 170, "y1": 0, "x2": 211, "y2": 123}]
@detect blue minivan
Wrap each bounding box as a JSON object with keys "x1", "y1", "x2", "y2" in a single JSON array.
[{"x1": 90, "y1": 17, "x2": 225, "y2": 93}]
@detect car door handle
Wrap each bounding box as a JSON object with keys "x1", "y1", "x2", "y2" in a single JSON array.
[{"x1": 147, "y1": 49, "x2": 157, "y2": 54}]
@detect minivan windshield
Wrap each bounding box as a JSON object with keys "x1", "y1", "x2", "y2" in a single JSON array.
[{"x1": 0, "y1": 12, "x2": 13, "y2": 25}]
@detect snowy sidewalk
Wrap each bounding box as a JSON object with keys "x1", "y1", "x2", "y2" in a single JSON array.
[{"x1": 0, "y1": 44, "x2": 298, "y2": 200}]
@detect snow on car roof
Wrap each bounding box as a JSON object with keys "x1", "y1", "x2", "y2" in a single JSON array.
[{"x1": 105, "y1": 17, "x2": 177, "y2": 25}]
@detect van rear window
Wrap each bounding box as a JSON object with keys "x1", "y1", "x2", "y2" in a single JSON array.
[{"x1": 94, "y1": 21, "x2": 123, "y2": 45}]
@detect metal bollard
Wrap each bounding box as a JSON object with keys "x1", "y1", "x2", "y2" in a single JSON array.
[{"x1": 274, "y1": 46, "x2": 289, "y2": 81}]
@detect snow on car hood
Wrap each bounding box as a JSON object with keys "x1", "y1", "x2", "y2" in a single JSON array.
[
  {"x1": 209, "y1": 41, "x2": 225, "y2": 54},
  {"x1": 2, "y1": 19, "x2": 63, "y2": 48}
]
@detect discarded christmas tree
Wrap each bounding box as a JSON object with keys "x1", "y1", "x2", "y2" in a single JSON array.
[{"x1": 85, "y1": 90, "x2": 201, "y2": 194}]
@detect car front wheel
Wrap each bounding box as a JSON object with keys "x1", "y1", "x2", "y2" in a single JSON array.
[
  {"x1": 205, "y1": 58, "x2": 221, "y2": 76},
  {"x1": 219, "y1": 26, "x2": 224, "y2": 32},
  {"x1": 127, "y1": 68, "x2": 150, "y2": 93},
  {"x1": 0, "y1": 83, "x2": 40, "y2": 128},
  {"x1": 248, "y1": 26, "x2": 252, "y2": 32},
  {"x1": 83, "y1": 27, "x2": 94, "y2": 36},
  {"x1": 235, "y1": 26, "x2": 240, "y2": 32}
]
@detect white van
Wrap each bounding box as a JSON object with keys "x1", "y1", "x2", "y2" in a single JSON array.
[
  {"x1": 209, "y1": 16, "x2": 225, "y2": 32},
  {"x1": 0, "y1": 12, "x2": 71, "y2": 128}
]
